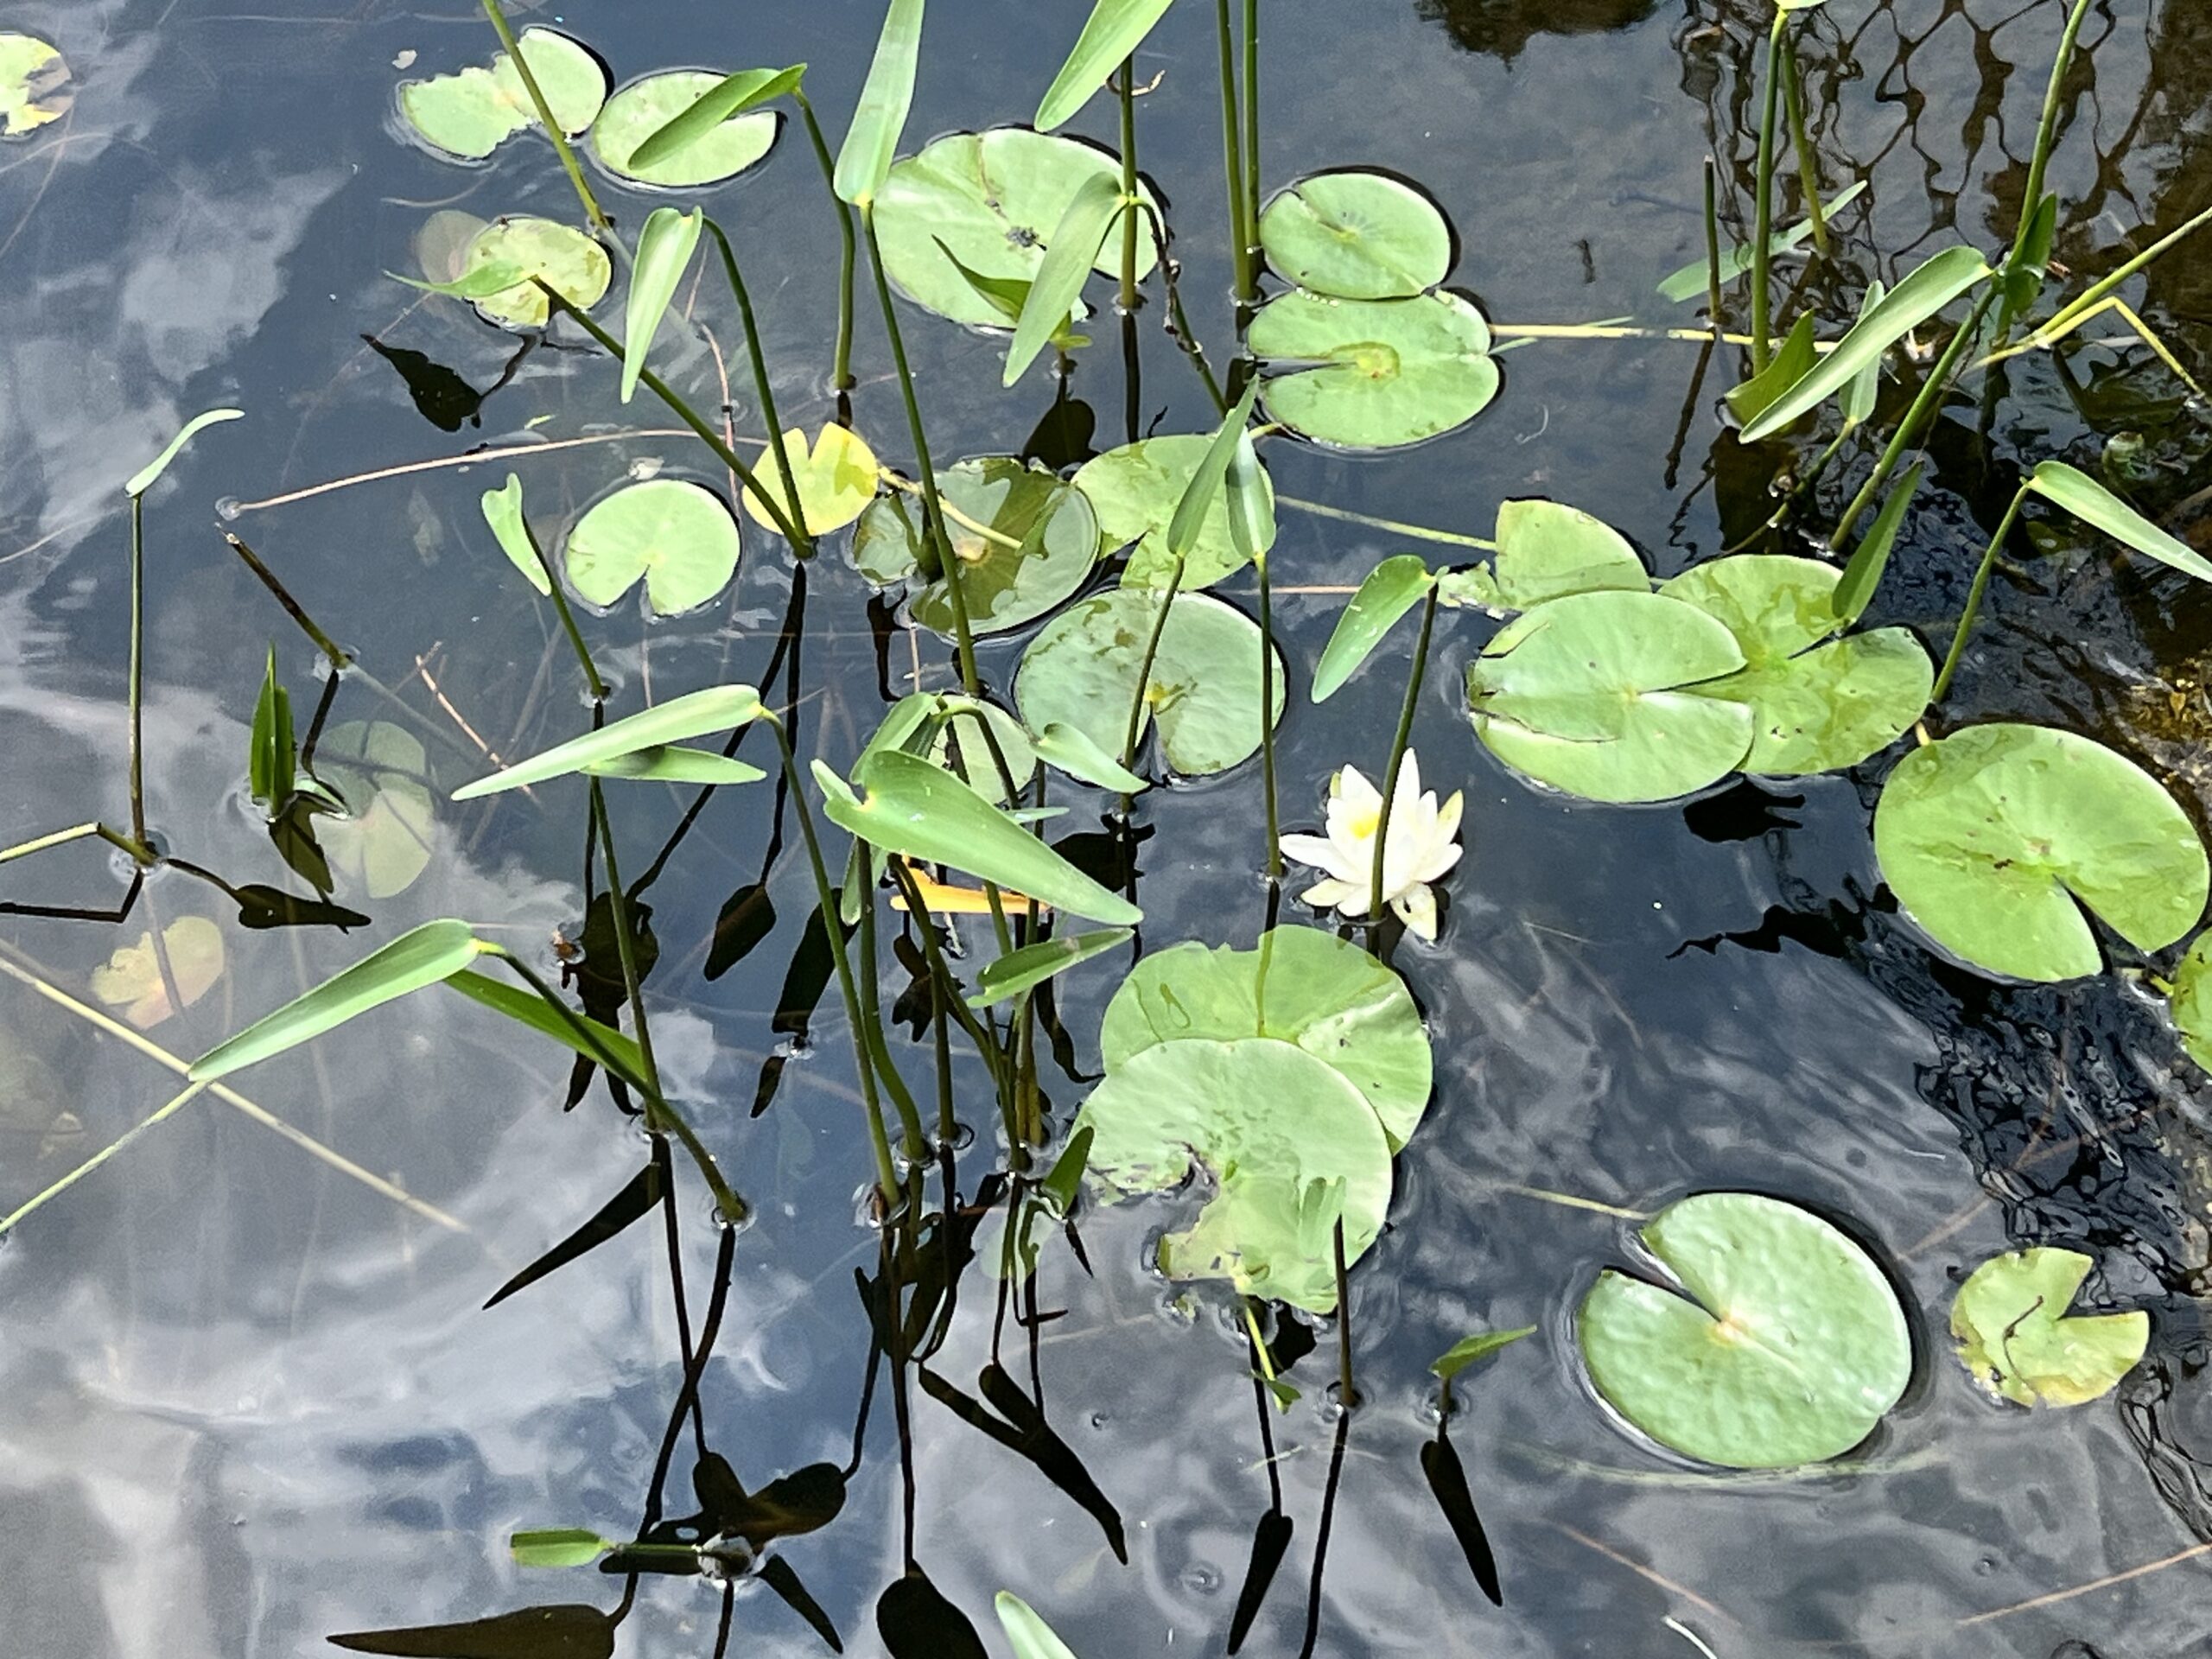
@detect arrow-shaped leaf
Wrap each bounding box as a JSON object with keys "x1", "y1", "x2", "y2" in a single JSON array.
[
  {"x1": 1005, "y1": 172, "x2": 1126, "y2": 387},
  {"x1": 631, "y1": 64, "x2": 805, "y2": 171},
  {"x1": 453, "y1": 685, "x2": 765, "y2": 798},
  {"x1": 622, "y1": 207, "x2": 703, "y2": 404},
  {"x1": 1312, "y1": 555, "x2": 1433, "y2": 702}
]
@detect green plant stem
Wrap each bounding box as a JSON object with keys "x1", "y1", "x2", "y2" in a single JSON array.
[
  {"x1": 702, "y1": 218, "x2": 815, "y2": 557},
  {"x1": 2034, "y1": 200, "x2": 2212, "y2": 346},
  {"x1": 221, "y1": 533, "x2": 352, "y2": 669},
  {"x1": 1831, "y1": 282, "x2": 1998, "y2": 550},
  {"x1": 887, "y1": 858, "x2": 1011, "y2": 1129},
  {"x1": 587, "y1": 781, "x2": 661, "y2": 1098},
  {"x1": 770, "y1": 715, "x2": 900, "y2": 1205},
  {"x1": 1121, "y1": 562, "x2": 1185, "y2": 774},
  {"x1": 1703, "y1": 156, "x2": 1725, "y2": 341},
  {"x1": 1141, "y1": 205, "x2": 1227, "y2": 411},
  {"x1": 538, "y1": 289, "x2": 813, "y2": 550},
  {"x1": 128, "y1": 496, "x2": 146, "y2": 846},
  {"x1": 514, "y1": 519, "x2": 607, "y2": 702},
  {"x1": 1367, "y1": 583, "x2": 1438, "y2": 930},
  {"x1": 1117, "y1": 61, "x2": 1141, "y2": 314},
  {"x1": 1256, "y1": 551, "x2": 1281, "y2": 881},
  {"x1": 475, "y1": 0, "x2": 608, "y2": 233},
  {"x1": 1274, "y1": 495, "x2": 1495, "y2": 550},
  {"x1": 0, "y1": 1080, "x2": 208, "y2": 1236},
  {"x1": 1750, "y1": 9, "x2": 1788, "y2": 374},
  {"x1": 1781, "y1": 36, "x2": 1826, "y2": 258},
  {"x1": 1934, "y1": 484, "x2": 2029, "y2": 702},
  {"x1": 2012, "y1": 0, "x2": 2095, "y2": 279},
  {"x1": 854, "y1": 872, "x2": 927, "y2": 1159},
  {"x1": 794, "y1": 91, "x2": 858, "y2": 391},
  {"x1": 1243, "y1": 0, "x2": 1261, "y2": 246},
  {"x1": 1214, "y1": 0, "x2": 1254, "y2": 304},
  {"x1": 0, "y1": 822, "x2": 102, "y2": 865},
  {"x1": 858, "y1": 206, "x2": 982, "y2": 696}
]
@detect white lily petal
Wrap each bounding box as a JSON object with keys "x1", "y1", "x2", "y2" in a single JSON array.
[
  {"x1": 1394, "y1": 881, "x2": 1439, "y2": 941},
  {"x1": 1301, "y1": 877, "x2": 1362, "y2": 912}
]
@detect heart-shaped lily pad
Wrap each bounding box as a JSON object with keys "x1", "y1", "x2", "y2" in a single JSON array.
[
  {"x1": 90, "y1": 916, "x2": 226, "y2": 1030},
  {"x1": 1579, "y1": 1192, "x2": 1912, "y2": 1469},
  {"x1": 853, "y1": 457, "x2": 1101, "y2": 635},
  {"x1": 563, "y1": 478, "x2": 741, "y2": 615},
  {"x1": 1440, "y1": 499, "x2": 1649, "y2": 613},
  {"x1": 1467, "y1": 588, "x2": 1753, "y2": 803},
  {"x1": 1661, "y1": 556, "x2": 1930, "y2": 774},
  {"x1": 874, "y1": 129, "x2": 1160, "y2": 328},
  {"x1": 1098, "y1": 926, "x2": 1431, "y2": 1150},
  {"x1": 1015, "y1": 588, "x2": 1284, "y2": 779},
  {"x1": 1950, "y1": 1246, "x2": 2148, "y2": 1408},
  {"x1": 315, "y1": 721, "x2": 436, "y2": 899},
  {"x1": 1249, "y1": 289, "x2": 1499, "y2": 449},
  {"x1": 1873, "y1": 723, "x2": 2209, "y2": 982},
  {"x1": 1074, "y1": 1036, "x2": 1393, "y2": 1313},
  {"x1": 1258, "y1": 170, "x2": 1452, "y2": 300},
  {"x1": 591, "y1": 71, "x2": 779, "y2": 188},
  {"x1": 461, "y1": 216, "x2": 612, "y2": 329},
  {"x1": 1071, "y1": 435, "x2": 1277, "y2": 592},
  {"x1": 398, "y1": 28, "x2": 607, "y2": 162},
  {"x1": 1, "y1": 32, "x2": 70, "y2": 137},
  {"x1": 741, "y1": 424, "x2": 880, "y2": 537}
]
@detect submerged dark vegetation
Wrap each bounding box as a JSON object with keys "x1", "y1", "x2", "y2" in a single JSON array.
[{"x1": 3, "y1": 0, "x2": 2210, "y2": 1652}]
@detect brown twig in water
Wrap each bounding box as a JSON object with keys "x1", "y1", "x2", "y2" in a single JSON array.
[
  {"x1": 1957, "y1": 1540, "x2": 2212, "y2": 1625},
  {"x1": 1548, "y1": 1522, "x2": 1729, "y2": 1621}
]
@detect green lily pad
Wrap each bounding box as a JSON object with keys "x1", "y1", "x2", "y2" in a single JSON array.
[
  {"x1": 1440, "y1": 499, "x2": 1650, "y2": 613},
  {"x1": 1, "y1": 33, "x2": 69, "y2": 137},
  {"x1": 874, "y1": 129, "x2": 1159, "y2": 328},
  {"x1": 1950, "y1": 1247, "x2": 2148, "y2": 1408},
  {"x1": 1578, "y1": 1192, "x2": 1912, "y2": 1469},
  {"x1": 1249, "y1": 289, "x2": 1498, "y2": 450},
  {"x1": 741, "y1": 424, "x2": 880, "y2": 537},
  {"x1": 591, "y1": 71, "x2": 779, "y2": 188},
  {"x1": 1258, "y1": 171, "x2": 1452, "y2": 300},
  {"x1": 1872, "y1": 723, "x2": 2209, "y2": 982},
  {"x1": 853, "y1": 457, "x2": 1101, "y2": 635},
  {"x1": 1467, "y1": 589, "x2": 1753, "y2": 803},
  {"x1": 1098, "y1": 926, "x2": 1431, "y2": 1150},
  {"x1": 316, "y1": 721, "x2": 436, "y2": 899},
  {"x1": 1662, "y1": 556, "x2": 1930, "y2": 774},
  {"x1": 1015, "y1": 588, "x2": 1284, "y2": 779},
  {"x1": 1071, "y1": 435, "x2": 1276, "y2": 592},
  {"x1": 460, "y1": 216, "x2": 611, "y2": 329},
  {"x1": 398, "y1": 28, "x2": 607, "y2": 162},
  {"x1": 2166, "y1": 932, "x2": 2212, "y2": 1071},
  {"x1": 1073, "y1": 1036, "x2": 1393, "y2": 1313},
  {"x1": 563, "y1": 478, "x2": 741, "y2": 615}
]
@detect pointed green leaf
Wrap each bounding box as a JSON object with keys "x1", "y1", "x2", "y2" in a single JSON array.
[
  {"x1": 1657, "y1": 179, "x2": 1868, "y2": 302},
  {"x1": 1039, "y1": 1125, "x2": 1094, "y2": 1217},
  {"x1": 510, "y1": 1529, "x2": 613, "y2": 1569},
  {"x1": 995, "y1": 1592, "x2": 1082, "y2": 1659},
  {"x1": 480, "y1": 474, "x2": 552, "y2": 596},
  {"x1": 443, "y1": 968, "x2": 648, "y2": 1093},
  {"x1": 815, "y1": 748, "x2": 1141, "y2": 925},
  {"x1": 1034, "y1": 0, "x2": 1176, "y2": 130},
  {"x1": 453, "y1": 686, "x2": 764, "y2": 799},
  {"x1": 1840, "y1": 278, "x2": 1888, "y2": 427},
  {"x1": 623, "y1": 208, "x2": 702, "y2": 405},
  {"x1": 1313, "y1": 555, "x2": 1433, "y2": 702},
  {"x1": 1741, "y1": 245, "x2": 1991, "y2": 442},
  {"x1": 630, "y1": 64, "x2": 805, "y2": 171},
  {"x1": 835, "y1": 0, "x2": 925, "y2": 207},
  {"x1": 1432, "y1": 1325, "x2": 1537, "y2": 1384},
  {"x1": 2002, "y1": 192, "x2": 2059, "y2": 321},
  {"x1": 1726, "y1": 311, "x2": 1819, "y2": 429},
  {"x1": 2027, "y1": 460, "x2": 2212, "y2": 583},
  {"x1": 1834, "y1": 460, "x2": 1922, "y2": 623},
  {"x1": 389, "y1": 262, "x2": 531, "y2": 301},
  {"x1": 249, "y1": 647, "x2": 295, "y2": 809},
  {"x1": 1166, "y1": 382, "x2": 1262, "y2": 561},
  {"x1": 1005, "y1": 173, "x2": 1126, "y2": 387},
  {"x1": 1032, "y1": 721, "x2": 1148, "y2": 793},
  {"x1": 1224, "y1": 429, "x2": 1274, "y2": 569},
  {"x1": 124, "y1": 407, "x2": 244, "y2": 497},
  {"x1": 188, "y1": 919, "x2": 483, "y2": 1081},
  {"x1": 969, "y1": 929, "x2": 1134, "y2": 1008}
]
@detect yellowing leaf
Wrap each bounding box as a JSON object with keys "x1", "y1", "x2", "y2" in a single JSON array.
[
  {"x1": 90, "y1": 918, "x2": 226, "y2": 1029},
  {"x1": 741, "y1": 425, "x2": 880, "y2": 537}
]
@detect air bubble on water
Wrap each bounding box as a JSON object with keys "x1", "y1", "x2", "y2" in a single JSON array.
[
  {"x1": 215, "y1": 497, "x2": 242, "y2": 522},
  {"x1": 1179, "y1": 1561, "x2": 1221, "y2": 1595}
]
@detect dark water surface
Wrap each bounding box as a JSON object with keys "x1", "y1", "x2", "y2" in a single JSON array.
[{"x1": 5, "y1": 1, "x2": 2212, "y2": 1655}]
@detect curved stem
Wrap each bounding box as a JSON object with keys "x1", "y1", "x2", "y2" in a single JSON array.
[
  {"x1": 702, "y1": 218, "x2": 816, "y2": 558},
  {"x1": 794, "y1": 92, "x2": 858, "y2": 391},
  {"x1": 1368, "y1": 584, "x2": 1439, "y2": 929}
]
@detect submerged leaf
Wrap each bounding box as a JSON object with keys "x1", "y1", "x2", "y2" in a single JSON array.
[
  {"x1": 317, "y1": 721, "x2": 439, "y2": 900},
  {"x1": 1950, "y1": 1246, "x2": 2147, "y2": 1408},
  {"x1": 1259, "y1": 170, "x2": 1453, "y2": 301},
  {"x1": 1249, "y1": 289, "x2": 1498, "y2": 449},
  {"x1": 594, "y1": 72, "x2": 779, "y2": 188},
  {"x1": 563, "y1": 479, "x2": 741, "y2": 616},
  {"x1": 0, "y1": 33, "x2": 70, "y2": 137},
  {"x1": 90, "y1": 917, "x2": 226, "y2": 1030}
]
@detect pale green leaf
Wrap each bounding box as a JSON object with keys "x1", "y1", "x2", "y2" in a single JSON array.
[
  {"x1": 1834, "y1": 459, "x2": 1921, "y2": 623},
  {"x1": 995, "y1": 1592, "x2": 1084, "y2": 1659},
  {"x1": 1432, "y1": 1325, "x2": 1537, "y2": 1384},
  {"x1": 510, "y1": 1529, "x2": 613, "y2": 1569},
  {"x1": 1951, "y1": 1247, "x2": 2147, "y2": 1408},
  {"x1": 623, "y1": 207, "x2": 702, "y2": 404},
  {"x1": 124, "y1": 408, "x2": 244, "y2": 498},
  {"x1": 480, "y1": 474, "x2": 552, "y2": 596},
  {"x1": 1034, "y1": 0, "x2": 1176, "y2": 130},
  {"x1": 1313, "y1": 555, "x2": 1433, "y2": 702},
  {"x1": 835, "y1": 0, "x2": 925, "y2": 207},
  {"x1": 2027, "y1": 460, "x2": 2212, "y2": 583},
  {"x1": 453, "y1": 685, "x2": 764, "y2": 799},
  {"x1": 444, "y1": 969, "x2": 649, "y2": 1094},
  {"x1": 969, "y1": 930, "x2": 1134, "y2": 1007},
  {"x1": 630, "y1": 64, "x2": 805, "y2": 172},
  {"x1": 1005, "y1": 173, "x2": 1126, "y2": 386}
]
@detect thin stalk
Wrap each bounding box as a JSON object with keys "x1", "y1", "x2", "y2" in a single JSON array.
[
  {"x1": 222, "y1": 533, "x2": 352, "y2": 668},
  {"x1": 1367, "y1": 585, "x2": 1439, "y2": 930},
  {"x1": 702, "y1": 219, "x2": 816, "y2": 557},
  {"x1": 1831, "y1": 283, "x2": 1998, "y2": 550},
  {"x1": 1332, "y1": 1218, "x2": 1357, "y2": 1408},
  {"x1": 2011, "y1": 0, "x2": 2096, "y2": 278},
  {"x1": 2033, "y1": 201, "x2": 2212, "y2": 346},
  {"x1": 1214, "y1": 0, "x2": 1254, "y2": 304},
  {"x1": 1121, "y1": 563, "x2": 1185, "y2": 773},
  {"x1": 1117, "y1": 63, "x2": 1141, "y2": 314},
  {"x1": 859, "y1": 207, "x2": 982, "y2": 695},
  {"x1": 1781, "y1": 36, "x2": 1826, "y2": 257},
  {"x1": 855, "y1": 878, "x2": 928, "y2": 1159},
  {"x1": 1750, "y1": 9, "x2": 1788, "y2": 374},
  {"x1": 475, "y1": 0, "x2": 608, "y2": 233},
  {"x1": 1256, "y1": 550, "x2": 1281, "y2": 880},
  {"x1": 512, "y1": 518, "x2": 607, "y2": 702},
  {"x1": 1243, "y1": 0, "x2": 1260, "y2": 249},
  {"x1": 128, "y1": 496, "x2": 146, "y2": 845},
  {"x1": 794, "y1": 92, "x2": 858, "y2": 391},
  {"x1": 1274, "y1": 495, "x2": 1495, "y2": 550},
  {"x1": 0, "y1": 1080, "x2": 208, "y2": 1235},
  {"x1": 1934, "y1": 485, "x2": 2029, "y2": 702},
  {"x1": 588, "y1": 779, "x2": 661, "y2": 1099},
  {"x1": 0, "y1": 822, "x2": 103, "y2": 865},
  {"x1": 1703, "y1": 156, "x2": 1725, "y2": 341},
  {"x1": 1143, "y1": 206, "x2": 1228, "y2": 411}
]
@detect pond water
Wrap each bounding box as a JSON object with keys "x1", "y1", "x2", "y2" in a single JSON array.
[{"x1": 4, "y1": 1, "x2": 2212, "y2": 1656}]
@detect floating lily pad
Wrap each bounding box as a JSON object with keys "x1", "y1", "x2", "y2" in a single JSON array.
[
  {"x1": 1873, "y1": 723, "x2": 2209, "y2": 982},
  {"x1": 0, "y1": 33, "x2": 70, "y2": 137},
  {"x1": 315, "y1": 721, "x2": 436, "y2": 899},
  {"x1": 90, "y1": 917, "x2": 226, "y2": 1030},
  {"x1": 1440, "y1": 499, "x2": 1649, "y2": 613},
  {"x1": 1098, "y1": 927, "x2": 1431, "y2": 1150},
  {"x1": 1950, "y1": 1246, "x2": 2148, "y2": 1408},
  {"x1": 1467, "y1": 589, "x2": 1753, "y2": 803},
  {"x1": 1074, "y1": 1036, "x2": 1393, "y2": 1313},
  {"x1": 1249, "y1": 289, "x2": 1498, "y2": 449},
  {"x1": 1258, "y1": 171, "x2": 1452, "y2": 300},
  {"x1": 1015, "y1": 588, "x2": 1284, "y2": 779},
  {"x1": 591, "y1": 71, "x2": 779, "y2": 188},
  {"x1": 1578, "y1": 1192, "x2": 1912, "y2": 1469},
  {"x1": 741, "y1": 424, "x2": 880, "y2": 537},
  {"x1": 1072, "y1": 435, "x2": 1276, "y2": 592},
  {"x1": 874, "y1": 129, "x2": 1159, "y2": 328},
  {"x1": 398, "y1": 28, "x2": 607, "y2": 162},
  {"x1": 461, "y1": 216, "x2": 612, "y2": 328},
  {"x1": 563, "y1": 478, "x2": 741, "y2": 615},
  {"x1": 2167, "y1": 932, "x2": 2212, "y2": 1071},
  {"x1": 854, "y1": 457, "x2": 1101, "y2": 635},
  {"x1": 1662, "y1": 556, "x2": 1930, "y2": 774}
]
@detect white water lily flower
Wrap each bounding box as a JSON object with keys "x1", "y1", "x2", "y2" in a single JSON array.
[{"x1": 1280, "y1": 751, "x2": 1464, "y2": 940}]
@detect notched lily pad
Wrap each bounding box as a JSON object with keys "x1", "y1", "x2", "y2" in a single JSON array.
[
  {"x1": 854, "y1": 457, "x2": 1100, "y2": 634},
  {"x1": 2166, "y1": 931, "x2": 2212, "y2": 1072},
  {"x1": 1950, "y1": 1246, "x2": 2148, "y2": 1408},
  {"x1": 0, "y1": 33, "x2": 71, "y2": 137},
  {"x1": 1257, "y1": 170, "x2": 1453, "y2": 300},
  {"x1": 591, "y1": 71, "x2": 779, "y2": 188},
  {"x1": 398, "y1": 28, "x2": 607, "y2": 162},
  {"x1": 563, "y1": 478, "x2": 741, "y2": 616},
  {"x1": 1441, "y1": 499, "x2": 1649, "y2": 613},
  {"x1": 1249, "y1": 289, "x2": 1498, "y2": 449},
  {"x1": 316, "y1": 721, "x2": 437, "y2": 899},
  {"x1": 1578, "y1": 1192, "x2": 1912, "y2": 1469},
  {"x1": 1073, "y1": 434, "x2": 1276, "y2": 592},
  {"x1": 461, "y1": 216, "x2": 612, "y2": 329}
]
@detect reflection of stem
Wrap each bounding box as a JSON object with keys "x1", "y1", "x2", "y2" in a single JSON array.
[
  {"x1": 1934, "y1": 483, "x2": 2028, "y2": 704},
  {"x1": 1702, "y1": 156, "x2": 1724, "y2": 340},
  {"x1": 1255, "y1": 552, "x2": 1281, "y2": 882},
  {"x1": 1368, "y1": 585, "x2": 1438, "y2": 930},
  {"x1": 512, "y1": 518, "x2": 606, "y2": 702},
  {"x1": 855, "y1": 871, "x2": 926, "y2": 1159},
  {"x1": 128, "y1": 496, "x2": 146, "y2": 846},
  {"x1": 794, "y1": 92, "x2": 858, "y2": 391},
  {"x1": 1214, "y1": 0, "x2": 1253, "y2": 304},
  {"x1": 1749, "y1": 9, "x2": 1786, "y2": 374},
  {"x1": 1781, "y1": 37, "x2": 1824, "y2": 258},
  {"x1": 474, "y1": 0, "x2": 608, "y2": 232},
  {"x1": 702, "y1": 218, "x2": 815, "y2": 557}
]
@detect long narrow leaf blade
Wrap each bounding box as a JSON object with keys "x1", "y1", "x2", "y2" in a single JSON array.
[
  {"x1": 442, "y1": 968, "x2": 649, "y2": 1091},
  {"x1": 969, "y1": 929, "x2": 1133, "y2": 1007},
  {"x1": 1421, "y1": 1433, "x2": 1503, "y2": 1605},
  {"x1": 995, "y1": 1593, "x2": 1081, "y2": 1659},
  {"x1": 631, "y1": 64, "x2": 805, "y2": 170},
  {"x1": 835, "y1": 0, "x2": 925, "y2": 207},
  {"x1": 1005, "y1": 174, "x2": 1124, "y2": 386},
  {"x1": 623, "y1": 207, "x2": 703, "y2": 404},
  {"x1": 580, "y1": 747, "x2": 766, "y2": 785},
  {"x1": 1834, "y1": 460, "x2": 1923, "y2": 622},
  {"x1": 2029, "y1": 460, "x2": 2212, "y2": 582},
  {"x1": 1740, "y1": 245, "x2": 1991, "y2": 442},
  {"x1": 1034, "y1": 0, "x2": 1176, "y2": 130},
  {"x1": 816, "y1": 751, "x2": 1141, "y2": 926},
  {"x1": 453, "y1": 686, "x2": 765, "y2": 799},
  {"x1": 1166, "y1": 381, "x2": 1262, "y2": 560},
  {"x1": 189, "y1": 919, "x2": 483, "y2": 1080},
  {"x1": 124, "y1": 407, "x2": 244, "y2": 497},
  {"x1": 328, "y1": 1605, "x2": 615, "y2": 1658},
  {"x1": 1725, "y1": 311, "x2": 1819, "y2": 428},
  {"x1": 481, "y1": 474, "x2": 553, "y2": 595},
  {"x1": 1224, "y1": 429, "x2": 1275, "y2": 566},
  {"x1": 1313, "y1": 556, "x2": 1433, "y2": 702},
  {"x1": 1840, "y1": 278, "x2": 1888, "y2": 427}
]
